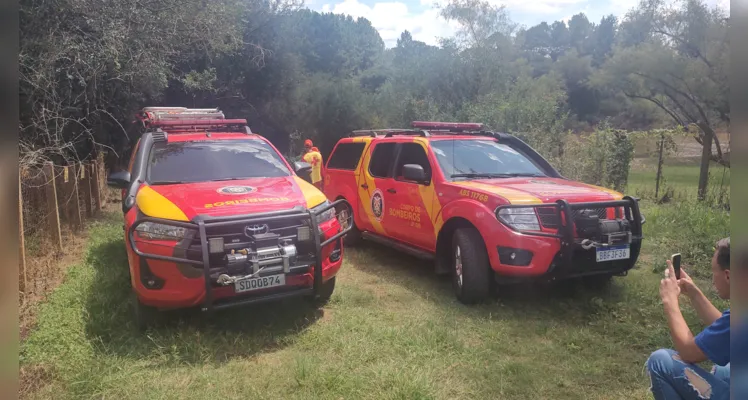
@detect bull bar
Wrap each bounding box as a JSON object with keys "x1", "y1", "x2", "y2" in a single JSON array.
[
  {"x1": 128, "y1": 199, "x2": 353, "y2": 312},
  {"x1": 495, "y1": 196, "x2": 645, "y2": 279}
]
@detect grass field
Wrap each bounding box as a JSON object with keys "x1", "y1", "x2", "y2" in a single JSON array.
[{"x1": 20, "y1": 161, "x2": 730, "y2": 400}]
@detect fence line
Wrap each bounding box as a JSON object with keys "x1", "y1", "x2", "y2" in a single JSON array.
[{"x1": 19, "y1": 154, "x2": 109, "y2": 298}]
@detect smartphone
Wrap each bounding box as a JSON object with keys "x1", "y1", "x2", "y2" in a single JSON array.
[{"x1": 671, "y1": 253, "x2": 681, "y2": 279}]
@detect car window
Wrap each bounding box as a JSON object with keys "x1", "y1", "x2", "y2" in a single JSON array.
[
  {"x1": 327, "y1": 142, "x2": 366, "y2": 170},
  {"x1": 368, "y1": 142, "x2": 397, "y2": 178},
  {"x1": 430, "y1": 139, "x2": 546, "y2": 178},
  {"x1": 394, "y1": 143, "x2": 431, "y2": 182},
  {"x1": 147, "y1": 139, "x2": 291, "y2": 184}
]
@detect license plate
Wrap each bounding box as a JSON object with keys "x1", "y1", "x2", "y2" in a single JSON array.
[
  {"x1": 596, "y1": 245, "x2": 630, "y2": 262},
  {"x1": 235, "y1": 274, "x2": 286, "y2": 293}
]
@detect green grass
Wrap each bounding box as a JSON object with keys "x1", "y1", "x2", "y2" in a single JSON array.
[{"x1": 20, "y1": 161, "x2": 730, "y2": 400}]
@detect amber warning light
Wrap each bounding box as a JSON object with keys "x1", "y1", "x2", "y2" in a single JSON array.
[{"x1": 410, "y1": 121, "x2": 484, "y2": 130}]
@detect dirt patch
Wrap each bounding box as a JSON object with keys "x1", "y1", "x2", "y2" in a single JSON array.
[{"x1": 19, "y1": 364, "x2": 56, "y2": 399}]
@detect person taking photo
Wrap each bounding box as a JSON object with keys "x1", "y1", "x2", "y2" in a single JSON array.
[{"x1": 646, "y1": 238, "x2": 730, "y2": 400}]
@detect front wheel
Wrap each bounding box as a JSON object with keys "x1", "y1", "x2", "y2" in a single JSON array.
[
  {"x1": 336, "y1": 201, "x2": 361, "y2": 246},
  {"x1": 311, "y1": 276, "x2": 336, "y2": 306},
  {"x1": 451, "y1": 227, "x2": 491, "y2": 304}
]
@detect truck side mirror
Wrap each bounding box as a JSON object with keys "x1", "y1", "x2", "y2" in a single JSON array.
[
  {"x1": 107, "y1": 171, "x2": 131, "y2": 189},
  {"x1": 402, "y1": 164, "x2": 427, "y2": 183},
  {"x1": 294, "y1": 161, "x2": 313, "y2": 183}
]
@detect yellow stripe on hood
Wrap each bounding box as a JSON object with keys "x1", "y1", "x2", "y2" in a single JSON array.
[
  {"x1": 293, "y1": 176, "x2": 327, "y2": 208},
  {"x1": 582, "y1": 184, "x2": 624, "y2": 200},
  {"x1": 136, "y1": 186, "x2": 189, "y2": 221},
  {"x1": 453, "y1": 181, "x2": 543, "y2": 205}
]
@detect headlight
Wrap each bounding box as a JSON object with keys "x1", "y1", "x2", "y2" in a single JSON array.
[
  {"x1": 135, "y1": 222, "x2": 193, "y2": 241},
  {"x1": 496, "y1": 207, "x2": 540, "y2": 231},
  {"x1": 311, "y1": 200, "x2": 336, "y2": 224}
]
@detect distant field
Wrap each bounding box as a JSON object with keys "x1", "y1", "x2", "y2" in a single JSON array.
[{"x1": 20, "y1": 161, "x2": 730, "y2": 400}]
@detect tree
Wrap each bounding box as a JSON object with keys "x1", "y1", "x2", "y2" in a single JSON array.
[{"x1": 592, "y1": 0, "x2": 729, "y2": 200}]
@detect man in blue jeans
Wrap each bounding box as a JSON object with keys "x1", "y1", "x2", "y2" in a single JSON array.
[{"x1": 646, "y1": 238, "x2": 730, "y2": 400}]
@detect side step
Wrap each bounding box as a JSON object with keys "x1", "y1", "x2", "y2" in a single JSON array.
[{"x1": 361, "y1": 232, "x2": 434, "y2": 261}]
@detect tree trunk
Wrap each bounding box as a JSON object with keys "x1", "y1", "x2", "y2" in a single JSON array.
[
  {"x1": 655, "y1": 134, "x2": 664, "y2": 200},
  {"x1": 697, "y1": 130, "x2": 713, "y2": 201}
]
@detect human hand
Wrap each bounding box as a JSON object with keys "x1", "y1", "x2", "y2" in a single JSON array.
[
  {"x1": 660, "y1": 261, "x2": 680, "y2": 306},
  {"x1": 671, "y1": 260, "x2": 697, "y2": 295}
]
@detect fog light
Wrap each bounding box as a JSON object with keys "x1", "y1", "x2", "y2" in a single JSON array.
[
  {"x1": 297, "y1": 226, "x2": 312, "y2": 241},
  {"x1": 497, "y1": 247, "x2": 533, "y2": 266},
  {"x1": 208, "y1": 237, "x2": 224, "y2": 254}
]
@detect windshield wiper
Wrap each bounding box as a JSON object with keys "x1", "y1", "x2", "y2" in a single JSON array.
[
  {"x1": 450, "y1": 173, "x2": 545, "y2": 179},
  {"x1": 150, "y1": 180, "x2": 188, "y2": 185},
  {"x1": 209, "y1": 177, "x2": 253, "y2": 182}
]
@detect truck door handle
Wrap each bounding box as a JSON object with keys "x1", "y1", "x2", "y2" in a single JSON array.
[
  {"x1": 387, "y1": 188, "x2": 397, "y2": 194},
  {"x1": 361, "y1": 184, "x2": 369, "y2": 189}
]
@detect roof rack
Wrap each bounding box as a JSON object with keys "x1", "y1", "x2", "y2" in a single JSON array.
[
  {"x1": 383, "y1": 130, "x2": 428, "y2": 137},
  {"x1": 137, "y1": 106, "x2": 253, "y2": 135}
]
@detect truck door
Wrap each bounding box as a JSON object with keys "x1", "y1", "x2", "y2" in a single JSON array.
[
  {"x1": 356, "y1": 141, "x2": 397, "y2": 237},
  {"x1": 386, "y1": 142, "x2": 436, "y2": 250}
]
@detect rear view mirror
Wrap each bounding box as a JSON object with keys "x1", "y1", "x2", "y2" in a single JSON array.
[
  {"x1": 403, "y1": 164, "x2": 427, "y2": 183},
  {"x1": 107, "y1": 171, "x2": 131, "y2": 189},
  {"x1": 294, "y1": 161, "x2": 313, "y2": 183}
]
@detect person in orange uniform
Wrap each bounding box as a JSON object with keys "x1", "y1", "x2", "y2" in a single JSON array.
[{"x1": 302, "y1": 139, "x2": 324, "y2": 189}]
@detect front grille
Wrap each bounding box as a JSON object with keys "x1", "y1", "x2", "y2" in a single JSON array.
[
  {"x1": 536, "y1": 207, "x2": 609, "y2": 229},
  {"x1": 183, "y1": 217, "x2": 315, "y2": 267}
]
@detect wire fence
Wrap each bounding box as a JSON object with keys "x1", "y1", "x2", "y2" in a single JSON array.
[{"x1": 19, "y1": 153, "x2": 110, "y2": 308}]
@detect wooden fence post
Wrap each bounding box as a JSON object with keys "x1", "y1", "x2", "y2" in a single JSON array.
[
  {"x1": 81, "y1": 163, "x2": 93, "y2": 218},
  {"x1": 19, "y1": 171, "x2": 26, "y2": 294},
  {"x1": 68, "y1": 164, "x2": 83, "y2": 231},
  {"x1": 91, "y1": 163, "x2": 102, "y2": 213},
  {"x1": 43, "y1": 162, "x2": 63, "y2": 251}
]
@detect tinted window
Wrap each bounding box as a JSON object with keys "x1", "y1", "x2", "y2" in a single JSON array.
[
  {"x1": 430, "y1": 140, "x2": 546, "y2": 178},
  {"x1": 147, "y1": 140, "x2": 291, "y2": 184},
  {"x1": 327, "y1": 142, "x2": 366, "y2": 170},
  {"x1": 394, "y1": 143, "x2": 431, "y2": 181},
  {"x1": 368, "y1": 143, "x2": 397, "y2": 178}
]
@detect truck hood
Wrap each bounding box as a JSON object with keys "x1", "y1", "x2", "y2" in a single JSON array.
[
  {"x1": 452, "y1": 177, "x2": 622, "y2": 205},
  {"x1": 135, "y1": 176, "x2": 327, "y2": 220}
]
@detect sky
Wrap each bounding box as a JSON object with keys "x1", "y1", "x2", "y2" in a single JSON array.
[{"x1": 306, "y1": 0, "x2": 731, "y2": 48}]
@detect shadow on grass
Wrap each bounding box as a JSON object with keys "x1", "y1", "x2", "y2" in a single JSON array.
[
  {"x1": 82, "y1": 237, "x2": 323, "y2": 366},
  {"x1": 347, "y1": 241, "x2": 630, "y2": 321}
]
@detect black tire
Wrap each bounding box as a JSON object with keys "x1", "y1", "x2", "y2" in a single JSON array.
[
  {"x1": 336, "y1": 201, "x2": 361, "y2": 246},
  {"x1": 311, "y1": 276, "x2": 336, "y2": 306},
  {"x1": 132, "y1": 293, "x2": 158, "y2": 331},
  {"x1": 451, "y1": 227, "x2": 491, "y2": 304}
]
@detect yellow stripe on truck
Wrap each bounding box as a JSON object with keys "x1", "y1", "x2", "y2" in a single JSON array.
[
  {"x1": 293, "y1": 176, "x2": 328, "y2": 208},
  {"x1": 453, "y1": 181, "x2": 543, "y2": 205},
  {"x1": 583, "y1": 184, "x2": 624, "y2": 200},
  {"x1": 136, "y1": 186, "x2": 189, "y2": 221}
]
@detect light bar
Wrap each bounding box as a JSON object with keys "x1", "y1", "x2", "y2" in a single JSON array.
[{"x1": 411, "y1": 121, "x2": 484, "y2": 130}]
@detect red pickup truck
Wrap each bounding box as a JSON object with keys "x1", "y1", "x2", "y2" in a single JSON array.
[
  {"x1": 324, "y1": 121, "x2": 644, "y2": 304},
  {"x1": 107, "y1": 107, "x2": 351, "y2": 328}
]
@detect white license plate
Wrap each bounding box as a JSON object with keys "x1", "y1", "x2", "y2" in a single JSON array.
[
  {"x1": 596, "y1": 245, "x2": 630, "y2": 262},
  {"x1": 235, "y1": 274, "x2": 286, "y2": 293}
]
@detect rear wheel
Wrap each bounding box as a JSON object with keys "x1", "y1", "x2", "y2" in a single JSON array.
[
  {"x1": 451, "y1": 228, "x2": 491, "y2": 304},
  {"x1": 311, "y1": 276, "x2": 336, "y2": 306},
  {"x1": 336, "y1": 201, "x2": 361, "y2": 246}
]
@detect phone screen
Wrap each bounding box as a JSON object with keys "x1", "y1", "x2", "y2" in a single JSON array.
[{"x1": 671, "y1": 253, "x2": 681, "y2": 279}]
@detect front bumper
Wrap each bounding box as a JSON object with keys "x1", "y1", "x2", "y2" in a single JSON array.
[
  {"x1": 491, "y1": 196, "x2": 644, "y2": 281},
  {"x1": 127, "y1": 199, "x2": 352, "y2": 312}
]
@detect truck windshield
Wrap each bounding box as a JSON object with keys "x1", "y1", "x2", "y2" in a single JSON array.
[
  {"x1": 430, "y1": 139, "x2": 547, "y2": 179},
  {"x1": 147, "y1": 139, "x2": 291, "y2": 184}
]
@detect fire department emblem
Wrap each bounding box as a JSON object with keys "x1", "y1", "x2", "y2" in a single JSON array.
[
  {"x1": 371, "y1": 189, "x2": 384, "y2": 221},
  {"x1": 217, "y1": 185, "x2": 256, "y2": 195}
]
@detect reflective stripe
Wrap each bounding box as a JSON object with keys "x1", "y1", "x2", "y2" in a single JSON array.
[
  {"x1": 136, "y1": 186, "x2": 189, "y2": 221},
  {"x1": 293, "y1": 176, "x2": 327, "y2": 208},
  {"x1": 453, "y1": 181, "x2": 543, "y2": 205}
]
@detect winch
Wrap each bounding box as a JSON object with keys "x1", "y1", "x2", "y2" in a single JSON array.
[
  {"x1": 216, "y1": 232, "x2": 297, "y2": 285},
  {"x1": 574, "y1": 209, "x2": 632, "y2": 247}
]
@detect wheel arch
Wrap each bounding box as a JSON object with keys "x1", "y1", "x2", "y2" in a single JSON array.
[{"x1": 435, "y1": 216, "x2": 479, "y2": 273}]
